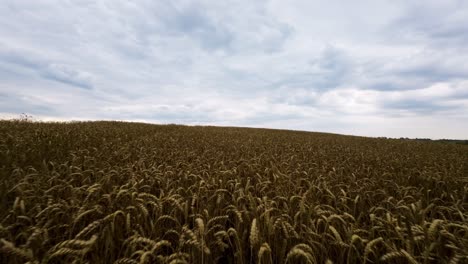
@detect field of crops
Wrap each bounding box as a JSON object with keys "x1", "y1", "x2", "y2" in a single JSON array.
[{"x1": 0, "y1": 121, "x2": 467, "y2": 263}]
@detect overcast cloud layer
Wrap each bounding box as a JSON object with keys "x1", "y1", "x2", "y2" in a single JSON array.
[{"x1": 1, "y1": 0, "x2": 468, "y2": 139}]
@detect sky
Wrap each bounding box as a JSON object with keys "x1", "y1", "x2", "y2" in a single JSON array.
[{"x1": 1, "y1": 0, "x2": 468, "y2": 139}]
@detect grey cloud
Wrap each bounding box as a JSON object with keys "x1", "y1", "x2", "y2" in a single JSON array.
[
  {"x1": 381, "y1": 99, "x2": 457, "y2": 115},
  {"x1": 106, "y1": 1, "x2": 291, "y2": 55},
  {"x1": 0, "y1": 92, "x2": 55, "y2": 115},
  {"x1": 265, "y1": 45, "x2": 355, "y2": 96},
  {"x1": 40, "y1": 64, "x2": 93, "y2": 90},
  {"x1": 364, "y1": 81, "x2": 411, "y2": 91},
  {"x1": 1, "y1": 50, "x2": 41, "y2": 70},
  {"x1": 309, "y1": 46, "x2": 353, "y2": 88},
  {"x1": 164, "y1": 1, "x2": 292, "y2": 53},
  {"x1": 369, "y1": 64, "x2": 468, "y2": 92},
  {"x1": 161, "y1": 3, "x2": 233, "y2": 51},
  {"x1": 397, "y1": 66, "x2": 466, "y2": 83},
  {"x1": 388, "y1": 1, "x2": 468, "y2": 46},
  {"x1": 0, "y1": 48, "x2": 94, "y2": 89},
  {"x1": 350, "y1": 45, "x2": 468, "y2": 92},
  {"x1": 363, "y1": 69, "x2": 463, "y2": 92}
]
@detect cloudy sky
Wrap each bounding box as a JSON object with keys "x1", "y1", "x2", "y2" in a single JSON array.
[{"x1": 1, "y1": 0, "x2": 468, "y2": 139}]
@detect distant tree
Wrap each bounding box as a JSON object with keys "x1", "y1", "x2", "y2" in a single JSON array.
[{"x1": 18, "y1": 113, "x2": 34, "y2": 122}]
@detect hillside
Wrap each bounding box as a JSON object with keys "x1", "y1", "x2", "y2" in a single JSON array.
[{"x1": 1, "y1": 121, "x2": 467, "y2": 263}]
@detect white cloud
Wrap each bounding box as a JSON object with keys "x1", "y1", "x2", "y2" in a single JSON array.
[{"x1": 0, "y1": 0, "x2": 467, "y2": 139}]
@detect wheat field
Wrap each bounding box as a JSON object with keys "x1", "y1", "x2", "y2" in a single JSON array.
[{"x1": 0, "y1": 121, "x2": 467, "y2": 263}]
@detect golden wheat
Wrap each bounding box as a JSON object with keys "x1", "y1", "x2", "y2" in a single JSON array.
[{"x1": 0, "y1": 121, "x2": 466, "y2": 263}]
